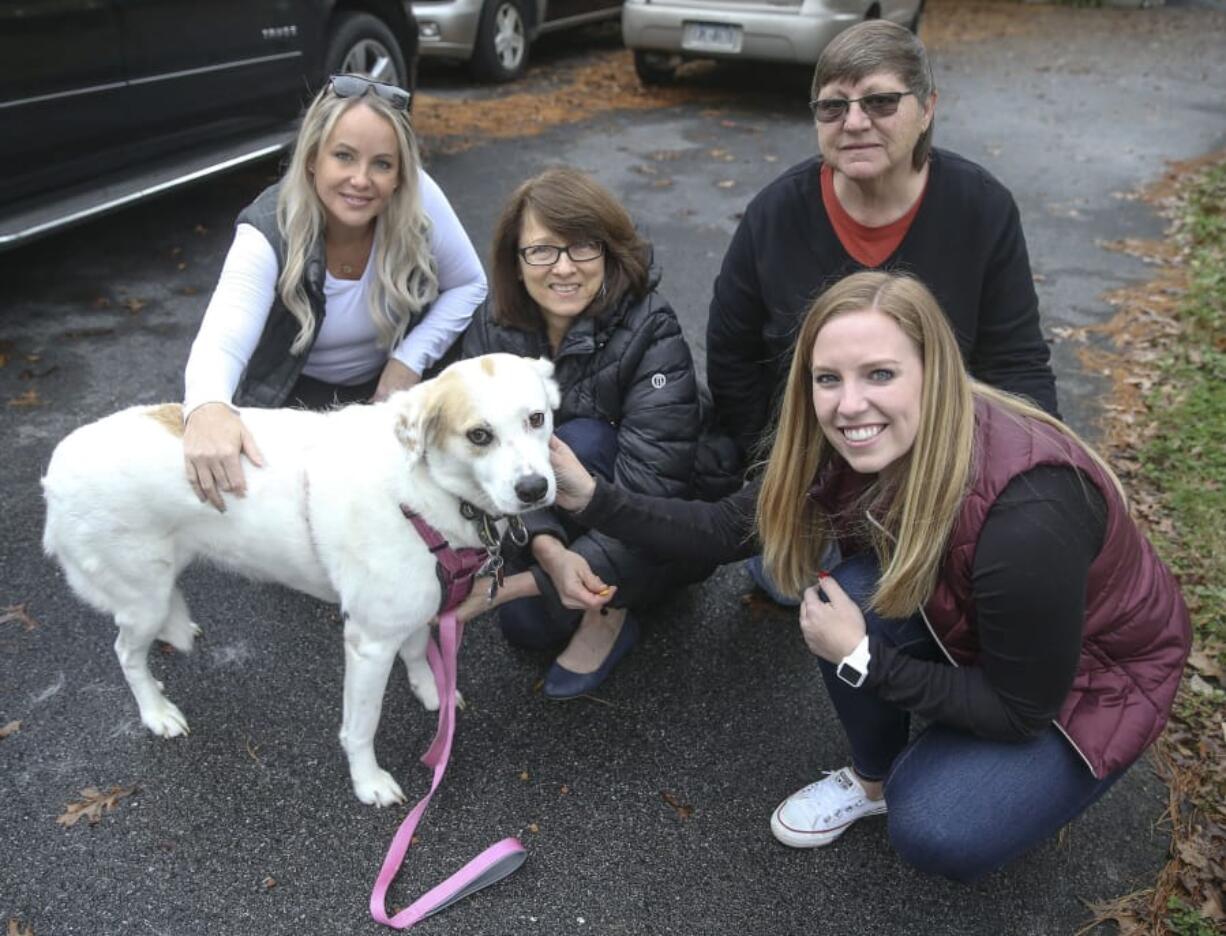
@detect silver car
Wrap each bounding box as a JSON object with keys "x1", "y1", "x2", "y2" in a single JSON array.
[
  {"x1": 413, "y1": 0, "x2": 623, "y2": 82},
  {"x1": 622, "y1": 0, "x2": 922, "y2": 84}
]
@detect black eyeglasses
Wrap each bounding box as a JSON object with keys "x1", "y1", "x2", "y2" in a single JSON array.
[
  {"x1": 328, "y1": 74, "x2": 411, "y2": 111},
  {"x1": 809, "y1": 91, "x2": 915, "y2": 124},
  {"x1": 518, "y1": 241, "x2": 605, "y2": 266}
]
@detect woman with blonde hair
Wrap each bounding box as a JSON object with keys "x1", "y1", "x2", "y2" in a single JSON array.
[
  {"x1": 546, "y1": 271, "x2": 1189, "y2": 880},
  {"x1": 182, "y1": 75, "x2": 485, "y2": 510}
]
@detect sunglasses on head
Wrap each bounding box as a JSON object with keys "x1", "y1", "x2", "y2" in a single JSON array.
[
  {"x1": 328, "y1": 74, "x2": 411, "y2": 111},
  {"x1": 809, "y1": 90, "x2": 915, "y2": 124}
]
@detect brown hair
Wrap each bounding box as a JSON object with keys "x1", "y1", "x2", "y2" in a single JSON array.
[
  {"x1": 489, "y1": 167, "x2": 649, "y2": 330},
  {"x1": 811, "y1": 20, "x2": 936, "y2": 172},
  {"x1": 756, "y1": 271, "x2": 1120, "y2": 617}
]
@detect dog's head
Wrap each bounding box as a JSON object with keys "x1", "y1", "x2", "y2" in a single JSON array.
[{"x1": 393, "y1": 354, "x2": 560, "y2": 516}]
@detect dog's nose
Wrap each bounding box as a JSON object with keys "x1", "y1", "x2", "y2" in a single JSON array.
[{"x1": 515, "y1": 473, "x2": 549, "y2": 505}]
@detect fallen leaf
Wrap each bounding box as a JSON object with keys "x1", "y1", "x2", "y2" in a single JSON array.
[
  {"x1": 1186, "y1": 648, "x2": 1224, "y2": 680},
  {"x1": 0, "y1": 721, "x2": 20, "y2": 739},
  {"x1": 7, "y1": 389, "x2": 43, "y2": 408},
  {"x1": 559, "y1": 784, "x2": 570, "y2": 795},
  {"x1": 56, "y1": 785, "x2": 137, "y2": 827},
  {"x1": 661, "y1": 790, "x2": 694, "y2": 820},
  {"x1": 518, "y1": 770, "x2": 530, "y2": 781},
  {"x1": 1187, "y1": 674, "x2": 1217, "y2": 697},
  {"x1": 7, "y1": 919, "x2": 35, "y2": 936},
  {"x1": 262, "y1": 876, "x2": 277, "y2": 890},
  {"x1": 715, "y1": 179, "x2": 736, "y2": 189},
  {"x1": 527, "y1": 822, "x2": 540, "y2": 834},
  {"x1": 124, "y1": 298, "x2": 146, "y2": 315},
  {"x1": 1178, "y1": 840, "x2": 1210, "y2": 870},
  {"x1": 0, "y1": 605, "x2": 39, "y2": 631}
]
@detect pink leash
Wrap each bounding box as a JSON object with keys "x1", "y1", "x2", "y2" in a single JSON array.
[{"x1": 369, "y1": 611, "x2": 526, "y2": 928}]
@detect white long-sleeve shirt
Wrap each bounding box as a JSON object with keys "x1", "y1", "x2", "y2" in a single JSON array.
[{"x1": 183, "y1": 169, "x2": 486, "y2": 415}]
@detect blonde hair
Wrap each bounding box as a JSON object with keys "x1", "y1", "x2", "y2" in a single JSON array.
[
  {"x1": 277, "y1": 87, "x2": 438, "y2": 354},
  {"x1": 756, "y1": 271, "x2": 1122, "y2": 617}
]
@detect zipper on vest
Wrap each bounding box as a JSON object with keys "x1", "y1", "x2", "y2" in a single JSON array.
[{"x1": 863, "y1": 509, "x2": 1097, "y2": 776}]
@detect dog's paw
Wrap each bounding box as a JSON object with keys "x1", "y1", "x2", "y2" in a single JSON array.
[
  {"x1": 353, "y1": 769, "x2": 406, "y2": 808},
  {"x1": 409, "y1": 678, "x2": 441, "y2": 713},
  {"x1": 141, "y1": 700, "x2": 190, "y2": 738},
  {"x1": 158, "y1": 618, "x2": 202, "y2": 653}
]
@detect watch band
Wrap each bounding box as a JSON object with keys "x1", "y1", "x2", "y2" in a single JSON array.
[{"x1": 836, "y1": 636, "x2": 871, "y2": 688}]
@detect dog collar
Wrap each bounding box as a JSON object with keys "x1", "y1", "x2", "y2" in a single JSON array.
[{"x1": 459, "y1": 500, "x2": 529, "y2": 550}]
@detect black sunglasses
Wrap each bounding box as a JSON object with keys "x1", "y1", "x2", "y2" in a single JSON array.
[
  {"x1": 328, "y1": 74, "x2": 411, "y2": 111},
  {"x1": 809, "y1": 91, "x2": 915, "y2": 124}
]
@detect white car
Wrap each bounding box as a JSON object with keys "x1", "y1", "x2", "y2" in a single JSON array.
[
  {"x1": 622, "y1": 0, "x2": 923, "y2": 84},
  {"x1": 413, "y1": 0, "x2": 624, "y2": 82}
]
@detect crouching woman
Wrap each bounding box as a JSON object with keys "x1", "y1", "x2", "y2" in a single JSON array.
[
  {"x1": 547, "y1": 270, "x2": 1190, "y2": 880},
  {"x1": 460, "y1": 167, "x2": 735, "y2": 699}
]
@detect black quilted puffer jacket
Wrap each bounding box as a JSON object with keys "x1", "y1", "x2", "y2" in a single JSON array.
[{"x1": 460, "y1": 272, "x2": 740, "y2": 611}]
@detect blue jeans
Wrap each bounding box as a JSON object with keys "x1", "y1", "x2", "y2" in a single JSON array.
[
  {"x1": 818, "y1": 552, "x2": 1125, "y2": 882},
  {"x1": 498, "y1": 418, "x2": 618, "y2": 650}
]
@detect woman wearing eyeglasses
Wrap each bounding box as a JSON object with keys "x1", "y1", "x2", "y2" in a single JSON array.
[
  {"x1": 458, "y1": 167, "x2": 738, "y2": 698},
  {"x1": 547, "y1": 271, "x2": 1189, "y2": 880},
  {"x1": 707, "y1": 20, "x2": 1059, "y2": 469},
  {"x1": 182, "y1": 75, "x2": 486, "y2": 510}
]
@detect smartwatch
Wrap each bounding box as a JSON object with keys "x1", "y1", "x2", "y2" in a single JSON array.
[{"x1": 836, "y1": 636, "x2": 871, "y2": 688}]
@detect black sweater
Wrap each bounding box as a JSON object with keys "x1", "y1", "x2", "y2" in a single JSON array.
[
  {"x1": 707, "y1": 149, "x2": 1060, "y2": 460},
  {"x1": 573, "y1": 466, "x2": 1105, "y2": 740}
]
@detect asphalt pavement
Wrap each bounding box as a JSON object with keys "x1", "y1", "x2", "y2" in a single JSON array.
[{"x1": 2, "y1": 6, "x2": 1225, "y2": 935}]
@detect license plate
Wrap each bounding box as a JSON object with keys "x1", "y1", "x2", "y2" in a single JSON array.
[{"x1": 681, "y1": 21, "x2": 742, "y2": 53}]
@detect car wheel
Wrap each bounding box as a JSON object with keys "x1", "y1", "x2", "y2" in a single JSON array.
[
  {"x1": 471, "y1": 0, "x2": 529, "y2": 83},
  {"x1": 325, "y1": 12, "x2": 409, "y2": 89},
  {"x1": 633, "y1": 51, "x2": 679, "y2": 86}
]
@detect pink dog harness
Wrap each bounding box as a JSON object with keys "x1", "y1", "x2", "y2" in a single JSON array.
[
  {"x1": 400, "y1": 506, "x2": 492, "y2": 614},
  {"x1": 369, "y1": 507, "x2": 528, "y2": 928}
]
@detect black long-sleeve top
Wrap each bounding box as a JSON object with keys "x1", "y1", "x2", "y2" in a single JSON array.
[
  {"x1": 707, "y1": 149, "x2": 1060, "y2": 461},
  {"x1": 574, "y1": 465, "x2": 1106, "y2": 741}
]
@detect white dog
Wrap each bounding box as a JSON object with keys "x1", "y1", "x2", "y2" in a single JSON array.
[{"x1": 42, "y1": 353, "x2": 558, "y2": 806}]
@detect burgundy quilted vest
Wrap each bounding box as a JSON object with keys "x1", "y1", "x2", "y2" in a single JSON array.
[{"x1": 819, "y1": 398, "x2": 1190, "y2": 778}]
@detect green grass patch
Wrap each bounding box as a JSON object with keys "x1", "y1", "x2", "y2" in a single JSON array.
[{"x1": 1141, "y1": 161, "x2": 1226, "y2": 650}]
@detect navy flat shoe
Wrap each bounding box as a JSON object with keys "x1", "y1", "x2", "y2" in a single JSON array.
[{"x1": 542, "y1": 612, "x2": 640, "y2": 700}]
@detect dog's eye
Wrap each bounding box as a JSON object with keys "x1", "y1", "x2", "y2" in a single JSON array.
[
  {"x1": 528, "y1": 412, "x2": 545, "y2": 429},
  {"x1": 467, "y1": 427, "x2": 493, "y2": 446}
]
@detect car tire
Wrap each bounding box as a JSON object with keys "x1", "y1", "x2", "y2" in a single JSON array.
[
  {"x1": 471, "y1": 0, "x2": 530, "y2": 83},
  {"x1": 325, "y1": 12, "x2": 410, "y2": 90},
  {"x1": 633, "y1": 51, "x2": 679, "y2": 86}
]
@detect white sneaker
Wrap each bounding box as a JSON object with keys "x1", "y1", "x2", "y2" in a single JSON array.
[{"x1": 770, "y1": 767, "x2": 888, "y2": 848}]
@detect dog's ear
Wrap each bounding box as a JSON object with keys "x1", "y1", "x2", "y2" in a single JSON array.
[
  {"x1": 393, "y1": 382, "x2": 433, "y2": 468},
  {"x1": 531, "y1": 357, "x2": 561, "y2": 411}
]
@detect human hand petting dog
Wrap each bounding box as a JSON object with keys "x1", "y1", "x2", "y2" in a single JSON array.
[
  {"x1": 183, "y1": 403, "x2": 265, "y2": 512},
  {"x1": 799, "y1": 573, "x2": 867, "y2": 663},
  {"x1": 549, "y1": 436, "x2": 596, "y2": 512},
  {"x1": 533, "y1": 535, "x2": 616, "y2": 611},
  {"x1": 372, "y1": 359, "x2": 421, "y2": 402}
]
